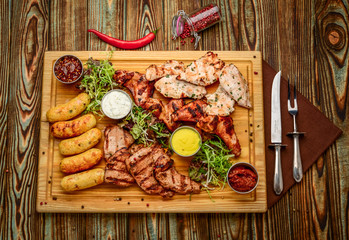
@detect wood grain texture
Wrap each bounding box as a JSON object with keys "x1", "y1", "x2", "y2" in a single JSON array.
[
  {"x1": 0, "y1": 0, "x2": 10, "y2": 238},
  {"x1": 1, "y1": 0, "x2": 347, "y2": 239},
  {"x1": 3, "y1": 0, "x2": 48, "y2": 239}
]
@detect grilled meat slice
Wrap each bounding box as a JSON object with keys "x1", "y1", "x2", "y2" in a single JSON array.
[
  {"x1": 124, "y1": 74, "x2": 155, "y2": 106},
  {"x1": 172, "y1": 100, "x2": 207, "y2": 123},
  {"x1": 113, "y1": 70, "x2": 136, "y2": 85},
  {"x1": 126, "y1": 146, "x2": 174, "y2": 198},
  {"x1": 180, "y1": 51, "x2": 225, "y2": 86},
  {"x1": 129, "y1": 144, "x2": 144, "y2": 155},
  {"x1": 141, "y1": 98, "x2": 163, "y2": 118},
  {"x1": 158, "y1": 99, "x2": 184, "y2": 132},
  {"x1": 154, "y1": 75, "x2": 206, "y2": 99},
  {"x1": 105, "y1": 148, "x2": 135, "y2": 187},
  {"x1": 104, "y1": 125, "x2": 134, "y2": 159},
  {"x1": 205, "y1": 85, "x2": 235, "y2": 116},
  {"x1": 214, "y1": 116, "x2": 241, "y2": 157},
  {"x1": 219, "y1": 64, "x2": 251, "y2": 108},
  {"x1": 146, "y1": 60, "x2": 185, "y2": 81},
  {"x1": 196, "y1": 115, "x2": 219, "y2": 133},
  {"x1": 152, "y1": 148, "x2": 201, "y2": 194}
]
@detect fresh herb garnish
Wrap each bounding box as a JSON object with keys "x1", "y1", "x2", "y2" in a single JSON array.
[
  {"x1": 125, "y1": 105, "x2": 171, "y2": 147},
  {"x1": 189, "y1": 136, "x2": 235, "y2": 190},
  {"x1": 79, "y1": 52, "x2": 117, "y2": 116}
]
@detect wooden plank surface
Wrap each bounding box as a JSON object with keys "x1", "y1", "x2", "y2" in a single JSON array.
[
  {"x1": 1, "y1": 0, "x2": 348, "y2": 239},
  {"x1": 37, "y1": 50, "x2": 266, "y2": 213}
]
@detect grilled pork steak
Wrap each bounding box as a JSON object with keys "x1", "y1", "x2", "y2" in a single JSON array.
[
  {"x1": 105, "y1": 148, "x2": 135, "y2": 187},
  {"x1": 104, "y1": 125, "x2": 134, "y2": 159},
  {"x1": 126, "y1": 145, "x2": 174, "y2": 198},
  {"x1": 152, "y1": 147, "x2": 201, "y2": 194}
]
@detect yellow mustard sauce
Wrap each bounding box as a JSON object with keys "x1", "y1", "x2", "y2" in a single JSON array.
[{"x1": 171, "y1": 128, "x2": 201, "y2": 156}]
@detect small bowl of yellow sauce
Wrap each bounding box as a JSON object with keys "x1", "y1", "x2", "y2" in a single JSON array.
[{"x1": 170, "y1": 126, "x2": 202, "y2": 157}]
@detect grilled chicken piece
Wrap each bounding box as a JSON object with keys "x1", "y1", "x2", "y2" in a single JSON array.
[
  {"x1": 196, "y1": 115, "x2": 219, "y2": 133},
  {"x1": 172, "y1": 100, "x2": 207, "y2": 123},
  {"x1": 104, "y1": 125, "x2": 134, "y2": 159},
  {"x1": 113, "y1": 70, "x2": 155, "y2": 106},
  {"x1": 113, "y1": 70, "x2": 136, "y2": 85},
  {"x1": 124, "y1": 75, "x2": 155, "y2": 106},
  {"x1": 129, "y1": 144, "x2": 144, "y2": 155},
  {"x1": 214, "y1": 116, "x2": 241, "y2": 157},
  {"x1": 205, "y1": 85, "x2": 235, "y2": 116},
  {"x1": 146, "y1": 60, "x2": 185, "y2": 81},
  {"x1": 141, "y1": 98, "x2": 163, "y2": 118},
  {"x1": 154, "y1": 75, "x2": 206, "y2": 99},
  {"x1": 126, "y1": 146, "x2": 174, "y2": 198},
  {"x1": 219, "y1": 64, "x2": 251, "y2": 108},
  {"x1": 180, "y1": 51, "x2": 225, "y2": 86},
  {"x1": 153, "y1": 147, "x2": 201, "y2": 194},
  {"x1": 105, "y1": 148, "x2": 135, "y2": 187},
  {"x1": 158, "y1": 99, "x2": 184, "y2": 132}
]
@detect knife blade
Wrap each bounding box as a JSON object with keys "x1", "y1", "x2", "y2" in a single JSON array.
[{"x1": 271, "y1": 71, "x2": 283, "y2": 195}]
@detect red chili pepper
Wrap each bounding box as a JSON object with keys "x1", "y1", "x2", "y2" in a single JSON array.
[{"x1": 88, "y1": 28, "x2": 159, "y2": 50}]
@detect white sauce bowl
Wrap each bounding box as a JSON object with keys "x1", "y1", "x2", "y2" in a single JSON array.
[{"x1": 101, "y1": 89, "x2": 133, "y2": 119}]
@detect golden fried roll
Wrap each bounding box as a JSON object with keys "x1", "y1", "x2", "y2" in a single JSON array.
[
  {"x1": 59, "y1": 128, "x2": 102, "y2": 156},
  {"x1": 61, "y1": 168, "x2": 105, "y2": 192},
  {"x1": 50, "y1": 114, "x2": 96, "y2": 138},
  {"x1": 46, "y1": 93, "x2": 90, "y2": 122},
  {"x1": 60, "y1": 148, "x2": 103, "y2": 174}
]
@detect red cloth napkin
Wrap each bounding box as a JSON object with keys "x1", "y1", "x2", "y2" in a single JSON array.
[{"x1": 262, "y1": 61, "x2": 343, "y2": 208}]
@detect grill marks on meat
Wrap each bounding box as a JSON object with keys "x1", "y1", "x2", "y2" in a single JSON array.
[
  {"x1": 214, "y1": 116, "x2": 241, "y2": 157},
  {"x1": 172, "y1": 100, "x2": 207, "y2": 123},
  {"x1": 105, "y1": 148, "x2": 135, "y2": 187},
  {"x1": 153, "y1": 147, "x2": 201, "y2": 194},
  {"x1": 104, "y1": 126, "x2": 134, "y2": 159},
  {"x1": 154, "y1": 75, "x2": 206, "y2": 99},
  {"x1": 180, "y1": 51, "x2": 225, "y2": 86},
  {"x1": 141, "y1": 98, "x2": 163, "y2": 118},
  {"x1": 126, "y1": 146, "x2": 174, "y2": 198},
  {"x1": 146, "y1": 60, "x2": 185, "y2": 81},
  {"x1": 158, "y1": 99, "x2": 184, "y2": 132},
  {"x1": 113, "y1": 70, "x2": 155, "y2": 106}
]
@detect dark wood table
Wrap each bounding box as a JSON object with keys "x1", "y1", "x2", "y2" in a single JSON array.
[{"x1": 1, "y1": 0, "x2": 347, "y2": 239}]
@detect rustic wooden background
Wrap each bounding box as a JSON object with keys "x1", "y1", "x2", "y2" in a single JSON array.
[{"x1": 1, "y1": 0, "x2": 348, "y2": 239}]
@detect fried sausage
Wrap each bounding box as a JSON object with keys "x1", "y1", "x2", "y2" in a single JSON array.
[
  {"x1": 46, "y1": 93, "x2": 90, "y2": 122},
  {"x1": 51, "y1": 114, "x2": 97, "y2": 138},
  {"x1": 61, "y1": 168, "x2": 105, "y2": 191},
  {"x1": 59, "y1": 128, "x2": 102, "y2": 156},
  {"x1": 60, "y1": 148, "x2": 103, "y2": 174}
]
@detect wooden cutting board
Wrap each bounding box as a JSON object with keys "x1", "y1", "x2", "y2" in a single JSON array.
[{"x1": 37, "y1": 51, "x2": 266, "y2": 213}]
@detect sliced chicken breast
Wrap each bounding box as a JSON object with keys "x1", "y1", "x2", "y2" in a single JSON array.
[
  {"x1": 146, "y1": 60, "x2": 185, "y2": 81},
  {"x1": 180, "y1": 51, "x2": 225, "y2": 86},
  {"x1": 219, "y1": 64, "x2": 252, "y2": 108},
  {"x1": 205, "y1": 85, "x2": 235, "y2": 116},
  {"x1": 155, "y1": 75, "x2": 206, "y2": 99}
]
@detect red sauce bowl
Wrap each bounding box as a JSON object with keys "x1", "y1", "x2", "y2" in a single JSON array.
[
  {"x1": 227, "y1": 162, "x2": 259, "y2": 194},
  {"x1": 53, "y1": 55, "x2": 83, "y2": 84}
]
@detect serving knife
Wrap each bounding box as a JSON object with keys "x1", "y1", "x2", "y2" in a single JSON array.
[{"x1": 270, "y1": 71, "x2": 284, "y2": 195}]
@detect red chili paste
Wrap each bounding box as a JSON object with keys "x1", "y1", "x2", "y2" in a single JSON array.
[
  {"x1": 228, "y1": 166, "x2": 257, "y2": 192},
  {"x1": 54, "y1": 56, "x2": 82, "y2": 83}
]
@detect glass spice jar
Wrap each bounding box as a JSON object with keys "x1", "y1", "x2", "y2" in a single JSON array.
[{"x1": 172, "y1": 3, "x2": 222, "y2": 48}]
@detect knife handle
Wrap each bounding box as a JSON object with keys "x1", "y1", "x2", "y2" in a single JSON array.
[
  {"x1": 273, "y1": 145, "x2": 283, "y2": 195},
  {"x1": 293, "y1": 135, "x2": 303, "y2": 182}
]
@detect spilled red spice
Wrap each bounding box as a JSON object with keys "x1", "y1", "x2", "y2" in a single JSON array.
[
  {"x1": 54, "y1": 55, "x2": 82, "y2": 83},
  {"x1": 228, "y1": 166, "x2": 257, "y2": 192}
]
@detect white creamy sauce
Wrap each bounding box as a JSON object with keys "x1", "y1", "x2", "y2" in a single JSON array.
[{"x1": 102, "y1": 91, "x2": 132, "y2": 119}]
